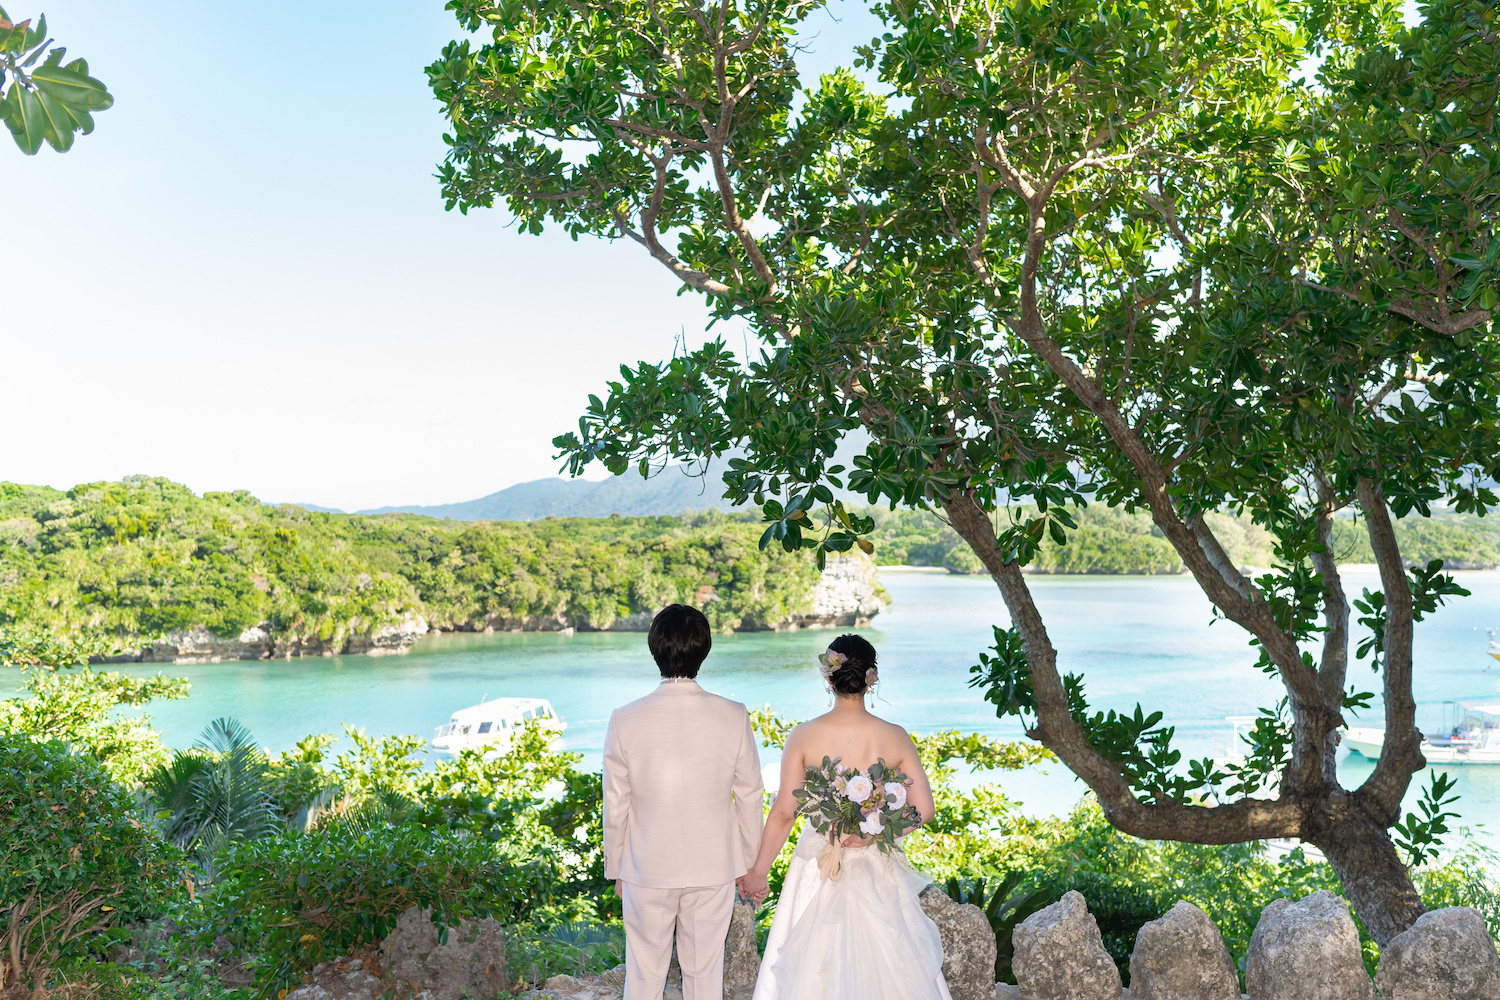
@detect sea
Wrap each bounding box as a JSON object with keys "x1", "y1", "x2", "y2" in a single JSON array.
[{"x1": 20, "y1": 569, "x2": 1500, "y2": 850}]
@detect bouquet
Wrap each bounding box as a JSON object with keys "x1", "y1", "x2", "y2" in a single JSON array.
[{"x1": 792, "y1": 756, "x2": 923, "y2": 879}]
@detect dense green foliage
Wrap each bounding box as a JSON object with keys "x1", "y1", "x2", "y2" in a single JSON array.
[
  {"x1": 0, "y1": 734, "x2": 185, "y2": 990},
  {"x1": 0, "y1": 656, "x2": 189, "y2": 783},
  {"x1": 0, "y1": 477, "x2": 820, "y2": 647},
  {"x1": 866, "y1": 506, "x2": 1499, "y2": 574},
  {"x1": 216, "y1": 826, "x2": 543, "y2": 997}
]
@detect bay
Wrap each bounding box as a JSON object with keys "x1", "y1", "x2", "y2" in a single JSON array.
[{"x1": 26, "y1": 569, "x2": 1500, "y2": 846}]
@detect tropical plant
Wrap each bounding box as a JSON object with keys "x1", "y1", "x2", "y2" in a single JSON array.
[
  {"x1": 214, "y1": 824, "x2": 545, "y2": 997},
  {"x1": 145, "y1": 718, "x2": 283, "y2": 865},
  {"x1": 433, "y1": 0, "x2": 1498, "y2": 941},
  {"x1": 941, "y1": 873, "x2": 1053, "y2": 983},
  {"x1": 506, "y1": 921, "x2": 626, "y2": 988},
  {"x1": 0, "y1": 734, "x2": 184, "y2": 992},
  {"x1": 0, "y1": 5, "x2": 113, "y2": 153}
]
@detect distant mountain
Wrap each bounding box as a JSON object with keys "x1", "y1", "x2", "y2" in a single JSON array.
[{"x1": 358, "y1": 462, "x2": 731, "y2": 521}]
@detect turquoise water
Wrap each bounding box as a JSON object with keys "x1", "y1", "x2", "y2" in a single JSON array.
[{"x1": 22, "y1": 569, "x2": 1500, "y2": 842}]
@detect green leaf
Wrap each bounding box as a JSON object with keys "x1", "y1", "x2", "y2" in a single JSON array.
[
  {"x1": 3, "y1": 82, "x2": 50, "y2": 154},
  {"x1": 31, "y1": 59, "x2": 112, "y2": 112}
]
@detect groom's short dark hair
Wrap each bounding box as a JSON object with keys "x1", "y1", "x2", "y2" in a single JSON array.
[{"x1": 649, "y1": 604, "x2": 712, "y2": 678}]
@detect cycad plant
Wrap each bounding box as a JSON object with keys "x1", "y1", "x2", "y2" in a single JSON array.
[
  {"x1": 146, "y1": 717, "x2": 282, "y2": 864},
  {"x1": 942, "y1": 874, "x2": 1056, "y2": 984}
]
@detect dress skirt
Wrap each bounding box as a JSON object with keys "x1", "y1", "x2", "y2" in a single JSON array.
[{"x1": 752, "y1": 825, "x2": 952, "y2": 1000}]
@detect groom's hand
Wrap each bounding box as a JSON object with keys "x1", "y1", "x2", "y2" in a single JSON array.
[
  {"x1": 739, "y1": 871, "x2": 769, "y2": 905},
  {"x1": 614, "y1": 880, "x2": 623, "y2": 898}
]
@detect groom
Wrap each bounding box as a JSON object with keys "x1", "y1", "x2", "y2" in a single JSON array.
[{"x1": 603, "y1": 604, "x2": 765, "y2": 1000}]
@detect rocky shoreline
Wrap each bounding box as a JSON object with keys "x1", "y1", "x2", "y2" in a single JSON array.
[{"x1": 104, "y1": 556, "x2": 887, "y2": 665}]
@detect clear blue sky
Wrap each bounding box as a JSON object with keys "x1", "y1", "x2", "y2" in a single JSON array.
[
  {"x1": 0, "y1": 0, "x2": 881, "y2": 510},
  {"x1": 1, "y1": 2, "x2": 1415, "y2": 511}
]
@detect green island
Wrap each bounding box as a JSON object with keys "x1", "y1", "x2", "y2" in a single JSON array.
[
  {"x1": 0, "y1": 477, "x2": 825, "y2": 654},
  {"x1": 4, "y1": 477, "x2": 1495, "y2": 662}
]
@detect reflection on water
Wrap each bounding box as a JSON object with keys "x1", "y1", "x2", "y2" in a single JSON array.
[{"x1": 18, "y1": 568, "x2": 1496, "y2": 847}]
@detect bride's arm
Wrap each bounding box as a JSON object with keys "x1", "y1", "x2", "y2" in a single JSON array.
[
  {"x1": 899, "y1": 732, "x2": 937, "y2": 824},
  {"x1": 746, "y1": 729, "x2": 806, "y2": 887}
]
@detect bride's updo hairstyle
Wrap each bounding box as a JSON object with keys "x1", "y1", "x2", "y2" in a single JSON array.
[{"x1": 824, "y1": 633, "x2": 878, "y2": 696}]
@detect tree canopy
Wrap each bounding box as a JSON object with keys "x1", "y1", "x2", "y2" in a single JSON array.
[{"x1": 431, "y1": 0, "x2": 1499, "y2": 940}]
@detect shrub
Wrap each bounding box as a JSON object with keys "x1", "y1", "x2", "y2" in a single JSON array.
[
  {"x1": 506, "y1": 921, "x2": 625, "y2": 988},
  {"x1": 0, "y1": 734, "x2": 185, "y2": 991},
  {"x1": 213, "y1": 825, "x2": 548, "y2": 997}
]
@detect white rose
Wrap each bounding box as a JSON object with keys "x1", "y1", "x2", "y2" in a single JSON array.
[
  {"x1": 884, "y1": 782, "x2": 907, "y2": 809},
  {"x1": 859, "y1": 812, "x2": 883, "y2": 837},
  {"x1": 845, "y1": 775, "x2": 874, "y2": 802}
]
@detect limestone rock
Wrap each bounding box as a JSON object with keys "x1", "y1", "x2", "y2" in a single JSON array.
[
  {"x1": 723, "y1": 899, "x2": 761, "y2": 999},
  {"x1": 1375, "y1": 906, "x2": 1500, "y2": 999},
  {"x1": 285, "y1": 959, "x2": 383, "y2": 1000},
  {"x1": 598, "y1": 964, "x2": 627, "y2": 991},
  {"x1": 1129, "y1": 901, "x2": 1240, "y2": 1000},
  {"x1": 919, "y1": 886, "x2": 998, "y2": 1000},
  {"x1": 1012, "y1": 890, "x2": 1122, "y2": 1000},
  {"x1": 136, "y1": 626, "x2": 273, "y2": 663},
  {"x1": 1245, "y1": 891, "x2": 1375, "y2": 1000},
  {"x1": 381, "y1": 906, "x2": 508, "y2": 1000},
  {"x1": 350, "y1": 614, "x2": 429, "y2": 655},
  {"x1": 543, "y1": 974, "x2": 585, "y2": 994},
  {"x1": 793, "y1": 555, "x2": 887, "y2": 628}
]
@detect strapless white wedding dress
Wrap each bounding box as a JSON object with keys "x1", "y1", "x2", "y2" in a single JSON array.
[{"x1": 752, "y1": 825, "x2": 952, "y2": 1000}]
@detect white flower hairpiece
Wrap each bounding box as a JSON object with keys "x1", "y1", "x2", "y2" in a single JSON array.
[{"x1": 817, "y1": 649, "x2": 847, "y2": 677}]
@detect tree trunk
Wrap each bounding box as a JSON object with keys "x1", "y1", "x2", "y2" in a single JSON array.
[{"x1": 1305, "y1": 802, "x2": 1426, "y2": 946}]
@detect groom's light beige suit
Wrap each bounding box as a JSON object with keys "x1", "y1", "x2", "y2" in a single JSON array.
[{"x1": 603, "y1": 678, "x2": 764, "y2": 1000}]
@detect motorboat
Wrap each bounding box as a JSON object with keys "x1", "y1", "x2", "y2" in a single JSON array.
[
  {"x1": 432, "y1": 697, "x2": 564, "y2": 755},
  {"x1": 1344, "y1": 701, "x2": 1500, "y2": 765}
]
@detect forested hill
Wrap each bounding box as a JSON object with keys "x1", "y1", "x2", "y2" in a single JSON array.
[
  {"x1": 3, "y1": 478, "x2": 1495, "y2": 658},
  {"x1": 867, "y1": 506, "x2": 1500, "y2": 574},
  {"x1": 0, "y1": 478, "x2": 820, "y2": 653}
]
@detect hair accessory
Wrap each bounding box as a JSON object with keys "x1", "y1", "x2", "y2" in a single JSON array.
[
  {"x1": 817, "y1": 649, "x2": 847, "y2": 678},
  {"x1": 865, "y1": 667, "x2": 878, "y2": 686}
]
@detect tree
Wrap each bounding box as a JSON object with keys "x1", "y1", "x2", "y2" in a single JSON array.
[
  {"x1": 429, "y1": 0, "x2": 1498, "y2": 941},
  {"x1": 0, "y1": 622, "x2": 189, "y2": 784},
  {"x1": 0, "y1": 6, "x2": 113, "y2": 154}
]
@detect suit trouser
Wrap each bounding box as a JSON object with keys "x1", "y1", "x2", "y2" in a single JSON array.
[{"x1": 620, "y1": 880, "x2": 735, "y2": 1000}]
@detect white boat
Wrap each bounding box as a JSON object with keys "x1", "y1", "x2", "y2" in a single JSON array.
[
  {"x1": 432, "y1": 697, "x2": 564, "y2": 756},
  {"x1": 1344, "y1": 701, "x2": 1500, "y2": 765}
]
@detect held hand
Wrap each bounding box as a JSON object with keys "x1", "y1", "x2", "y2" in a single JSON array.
[
  {"x1": 614, "y1": 880, "x2": 623, "y2": 898},
  {"x1": 741, "y1": 869, "x2": 770, "y2": 906},
  {"x1": 840, "y1": 833, "x2": 874, "y2": 848}
]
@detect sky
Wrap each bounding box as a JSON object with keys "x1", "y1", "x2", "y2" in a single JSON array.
[
  {"x1": 0, "y1": 0, "x2": 882, "y2": 511},
  {"x1": 1, "y1": 2, "x2": 1419, "y2": 511}
]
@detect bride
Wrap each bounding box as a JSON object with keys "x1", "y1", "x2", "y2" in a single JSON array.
[{"x1": 743, "y1": 634, "x2": 951, "y2": 1000}]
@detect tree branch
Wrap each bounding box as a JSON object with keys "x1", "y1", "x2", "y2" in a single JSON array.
[
  {"x1": 942, "y1": 492, "x2": 1303, "y2": 842},
  {"x1": 1354, "y1": 477, "x2": 1423, "y2": 819}
]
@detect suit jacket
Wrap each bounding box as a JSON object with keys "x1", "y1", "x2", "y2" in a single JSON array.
[{"x1": 603, "y1": 679, "x2": 764, "y2": 888}]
